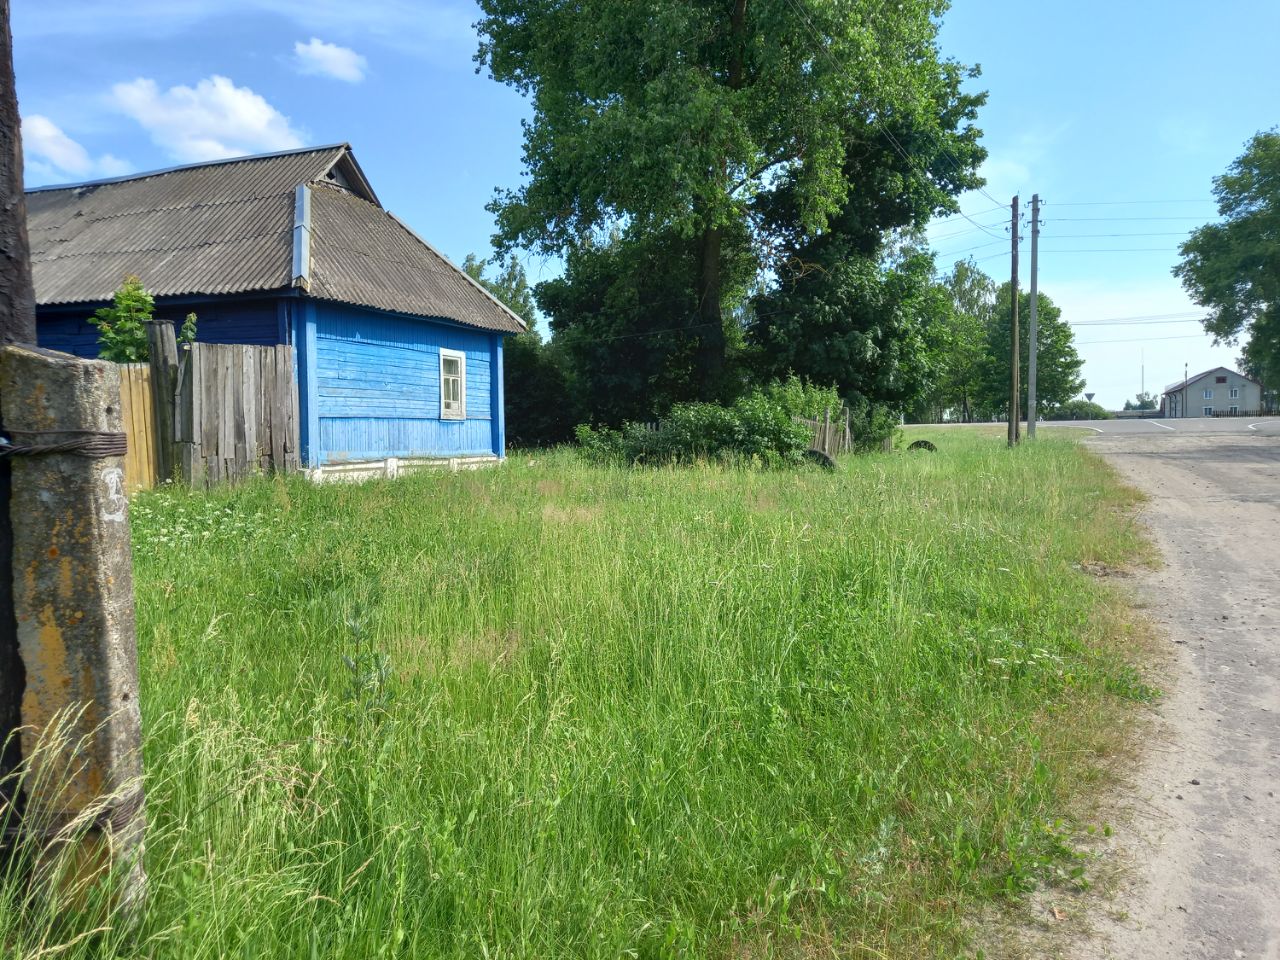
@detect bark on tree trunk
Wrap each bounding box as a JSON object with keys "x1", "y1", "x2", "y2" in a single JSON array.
[
  {"x1": 695, "y1": 224, "x2": 725, "y2": 395},
  {"x1": 0, "y1": 0, "x2": 37, "y2": 815}
]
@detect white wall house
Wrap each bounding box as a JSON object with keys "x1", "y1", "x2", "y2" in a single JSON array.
[{"x1": 1162, "y1": 367, "x2": 1262, "y2": 418}]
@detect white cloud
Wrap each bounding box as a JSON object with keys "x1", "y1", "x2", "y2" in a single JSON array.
[
  {"x1": 294, "y1": 37, "x2": 367, "y2": 82},
  {"x1": 13, "y1": 1, "x2": 474, "y2": 60},
  {"x1": 22, "y1": 114, "x2": 130, "y2": 182},
  {"x1": 111, "y1": 75, "x2": 305, "y2": 163}
]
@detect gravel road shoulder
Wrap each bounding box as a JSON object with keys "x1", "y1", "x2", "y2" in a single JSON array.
[{"x1": 1067, "y1": 433, "x2": 1280, "y2": 960}]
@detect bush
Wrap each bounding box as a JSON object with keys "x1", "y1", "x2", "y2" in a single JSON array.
[
  {"x1": 575, "y1": 386, "x2": 814, "y2": 467},
  {"x1": 846, "y1": 396, "x2": 903, "y2": 452},
  {"x1": 90, "y1": 275, "x2": 154, "y2": 362},
  {"x1": 1044, "y1": 399, "x2": 1115, "y2": 421}
]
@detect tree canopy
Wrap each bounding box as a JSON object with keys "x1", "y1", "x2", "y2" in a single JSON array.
[
  {"x1": 1175, "y1": 130, "x2": 1280, "y2": 386},
  {"x1": 476, "y1": 0, "x2": 985, "y2": 398},
  {"x1": 976, "y1": 283, "x2": 1084, "y2": 417}
]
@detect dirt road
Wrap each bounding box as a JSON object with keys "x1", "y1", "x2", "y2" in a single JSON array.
[{"x1": 1080, "y1": 430, "x2": 1280, "y2": 959}]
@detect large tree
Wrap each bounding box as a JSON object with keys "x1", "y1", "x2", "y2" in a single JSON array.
[
  {"x1": 976, "y1": 284, "x2": 1084, "y2": 418},
  {"x1": 464, "y1": 253, "x2": 576, "y2": 445},
  {"x1": 1175, "y1": 130, "x2": 1280, "y2": 388},
  {"x1": 475, "y1": 0, "x2": 983, "y2": 398}
]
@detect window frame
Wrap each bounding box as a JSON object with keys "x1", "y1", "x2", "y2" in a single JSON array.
[
  {"x1": 1230, "y1": 386, "x2": 1240, "y2": 399},
  {"x1": 1202, "y1": 388, "x2": 1214, "y2": 400},
  {"x1": 1203, "y1": 406, "x2": 1214, "y2": 417},
  {"x1": 1230, "y1": 405, "x2": 1240, "y2": 415},
  {"x1": 439, "y1": 348, "x2": 466, "y2": 421}
]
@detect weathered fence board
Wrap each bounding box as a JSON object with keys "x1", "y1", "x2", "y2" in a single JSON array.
[
  {"x1": 177, "y1": 341, "x2": 300, "y2": 487},
  {"x1": 117, "y1": 363, "x2": 157, "y2": 492}
]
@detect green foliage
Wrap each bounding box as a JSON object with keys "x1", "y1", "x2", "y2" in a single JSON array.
[
  {"x1": 3, "y1": 436, "x2": 1155, "y2": 958},
  {"x1": 976, "y1": 283, "x2": 1085, "y2": 418},
  {"x1": 1122, "y1": 392, "x2": 1157, "y2": 411},
  {"x1": 463, "y1": 252, "x2": 576, "y2": 446},
  {"x1": 575, "y1": 385, "x2": 814, "y2": 467},
  {"x1": 924, "y1": 257, "x2": 996, "y2": 421},
  {"x1": 463, "y1": 252, "x2": 537, "y2": 321},
  {"x1": 537, "y1": 229, "x2": 754, "y2": 424},
  {"x1": 89, "y1": 275, "x2": 154, "y2": 362},
  {"x1": 1045, "y1": 399, "x2": 1114, "y2": 421},
  {"x1": 476, "y1": 0, "x2": 986, "y2": 392},
  {"x1": 749, "y1": 250, "x2": 947, "y2": 416},
  {"x1": 1175, "y1": 130, "x2": 1280, "y2": 388},
  {"x1": 179, "y1": 311, "x2": 198, "y2": 347}
]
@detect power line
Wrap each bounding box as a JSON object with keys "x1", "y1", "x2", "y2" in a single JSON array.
[
  {"x1": 931, "y1": 237, "x2": 1008, "y2": 260},
  {"x1": 1045, "y1": 199, "x2": 1217, "y2": 207},
  {"x1": 1076, "y1": 332, "x2": 1214, "y2": 346},
  {"x1": 1070, "y1": 317, "x2": 1204, "y2": 327},
  {"x1": 930, "y1": 203, "x2": 1009, "y2": 224},
  {"x1": 1046, "y1": 216, "x2": 1215, "y2": 222},
  {"x1": 1075, "y1": 312, "x2": 1203, "y2": 327}
]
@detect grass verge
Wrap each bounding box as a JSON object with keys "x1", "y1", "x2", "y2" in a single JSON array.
[{"x1": 3, "y1": 431, "x2": 1155, "y2": 958}]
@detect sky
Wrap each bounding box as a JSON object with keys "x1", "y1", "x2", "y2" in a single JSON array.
[{"x1": 12, "y1": 0, "x2": 1280, "y2": 408}]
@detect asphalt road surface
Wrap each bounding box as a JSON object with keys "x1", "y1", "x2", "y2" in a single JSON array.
[
  {"x1": 1041, "y1": 415, "x2": 1280, "y2": 437},
  {"x1": 1071, "y1": 424, "x2": 1280, "y2": 959}
]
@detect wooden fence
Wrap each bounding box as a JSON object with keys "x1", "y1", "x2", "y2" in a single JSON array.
[
  {"x1": 118, "y1": 364, "x2": 158, "y2": 493},
  {"x1": 177, "y1": 342, "x2": 300, "y2": 486},
  {"x1": 115, "y1": 322, "x2": 300, "y2": 489},
  {"x1": 797, "y1": 407, "x2": 853, "y2": 460}
]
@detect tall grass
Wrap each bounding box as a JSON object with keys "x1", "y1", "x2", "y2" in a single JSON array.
[{"x1": 2, "y1": 432, "x2": 1153, "y2": 958}]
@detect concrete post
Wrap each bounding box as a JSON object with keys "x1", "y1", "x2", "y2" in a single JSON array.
[{"x1": 0, "y1": 344, "x2": 145, "y2": 909}]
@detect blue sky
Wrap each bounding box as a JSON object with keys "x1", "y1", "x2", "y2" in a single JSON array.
[{"x1": 14, "y1": 0, "x2": 1280, "y2": 407}]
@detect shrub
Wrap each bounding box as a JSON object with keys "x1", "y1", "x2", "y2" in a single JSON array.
[
  {"x1": 846, "y1": 396, "x2": 903, "y2": 452},
  {"x1": 89, "y1": 276, "x2": 154, "y2": 362},
  {"x1": 1044, "y1": 399, "x2": 1115, "y2": 421},
  {"x1": 575, "y1": 387, "x2": 813, "y2": 467}
]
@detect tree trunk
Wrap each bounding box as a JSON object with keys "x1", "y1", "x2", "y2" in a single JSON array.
[
  {"x1": 695, "y1": 224, "x2": 725, "y2": 396},
  {"x1": 689, "y1": 0, "x2": 747, "y2": 399},
  {"x1": 0, "y1": 0, "x2": 37, "y2": 816}
]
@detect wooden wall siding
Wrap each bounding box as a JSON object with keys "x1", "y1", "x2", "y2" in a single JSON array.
[
  {"x1": 311, "y1": 303, "x2": 500, "y2": 463},
  {"x1": 176, "y1": 342, "x2": 300, "y2": 486},
  {"x1": 37, "y1": 297, "x2": 285, "y2": 358},
  {"x1": 118, "y1": 363, "x2": 158, "y2": 492}
]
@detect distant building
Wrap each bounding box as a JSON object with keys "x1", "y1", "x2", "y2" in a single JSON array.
[
  {"x1": 1161, "y1": 366, "x2": 1262, "y2": 418},
  {"x1": 28, "y1": 144, "x2": 525, "y2": 472}
]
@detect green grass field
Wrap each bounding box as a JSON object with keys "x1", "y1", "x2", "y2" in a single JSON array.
[{"x1": 4, "y1": 432, "x2": 1155, "y2": 959}]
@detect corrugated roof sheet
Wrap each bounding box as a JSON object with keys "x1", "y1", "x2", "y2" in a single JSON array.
[
  {"x1": 26, "y1": 144, "x2": 524, "y2": 334},
  {"x1": 28, "y1": 146, "x2": 345, "y2": 304},
  {"x1": 307, "y1": 183, "x2": 525, "y2": 334}
]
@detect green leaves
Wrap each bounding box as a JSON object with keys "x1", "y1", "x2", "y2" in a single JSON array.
[
  {"x1": 89, "y1": 274, "x2": 155, "y2": 363},
  {"x1": 1175, "y1": 130, "x2": 1280, "y2": 384}
]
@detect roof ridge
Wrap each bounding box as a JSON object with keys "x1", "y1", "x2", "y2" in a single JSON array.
[
  {"x1": 26, "y1": 143, "x2": 350, "y2": 194},
  {"x1": 306, "y1": 182, "x2": 526, "y2": 331}
]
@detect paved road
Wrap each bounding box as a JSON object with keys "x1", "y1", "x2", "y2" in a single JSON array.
[
  {"x1": 1074, "y1": 429, "x2": 1280, "y2": 960},
  {"x1": 1041, "y1": 416, "x2": 1280, "y2": 437}
]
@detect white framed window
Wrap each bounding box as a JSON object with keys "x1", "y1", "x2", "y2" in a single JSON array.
[
  {"x1": 1202, "y1": 388, "x2": 1213, "y2": 400},
  {"x1": 1230, "y1": 405, "x2": 1239, "y2": 415},
  {"x1": 440, "y1": 348, "x2": 466, "y2": 420},
  {"x1": 1203, "y1": 406, "x2": 1214, "y2": 416},
  {"x1": 1230, "y1": 386, "x2": 1240, "y2": 399}
]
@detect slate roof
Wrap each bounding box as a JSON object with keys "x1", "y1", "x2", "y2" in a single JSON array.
[
  {"x1": 1161, "y1": 366, "x2": 1259, "y2": 395},
  {"x1": 25, "y1": 144, "x2": 525, "y2": 335}
]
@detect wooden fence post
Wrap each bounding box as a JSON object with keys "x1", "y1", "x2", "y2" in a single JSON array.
[
  {"x1": 174, "y1": 342, "x2": 201, "y2": 487},
  {"x1": 145, "y1": 321, "x2": 177, "y2": 483},
  {"x1": 0, "y1": 345, "x2": 146, "y2": 911}
]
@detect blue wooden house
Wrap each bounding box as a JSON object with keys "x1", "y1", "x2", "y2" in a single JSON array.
[{"x1": 27, "y1": 144, "x2": 526, "y2": 474}]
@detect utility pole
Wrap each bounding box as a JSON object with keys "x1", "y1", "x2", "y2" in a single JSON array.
[
  {"x1": 1008, "y1": 195, "x2": 1020, "y2": 447},
  {"x1": 1026, "y1": 194, "x2": 1040, "y2": 438},
  {"x1": 0, "y1": 0, "x2": 37, "y2": 820},
  {"x1": 0, "y1": 0, "x2": 146, "y2": 911}
]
